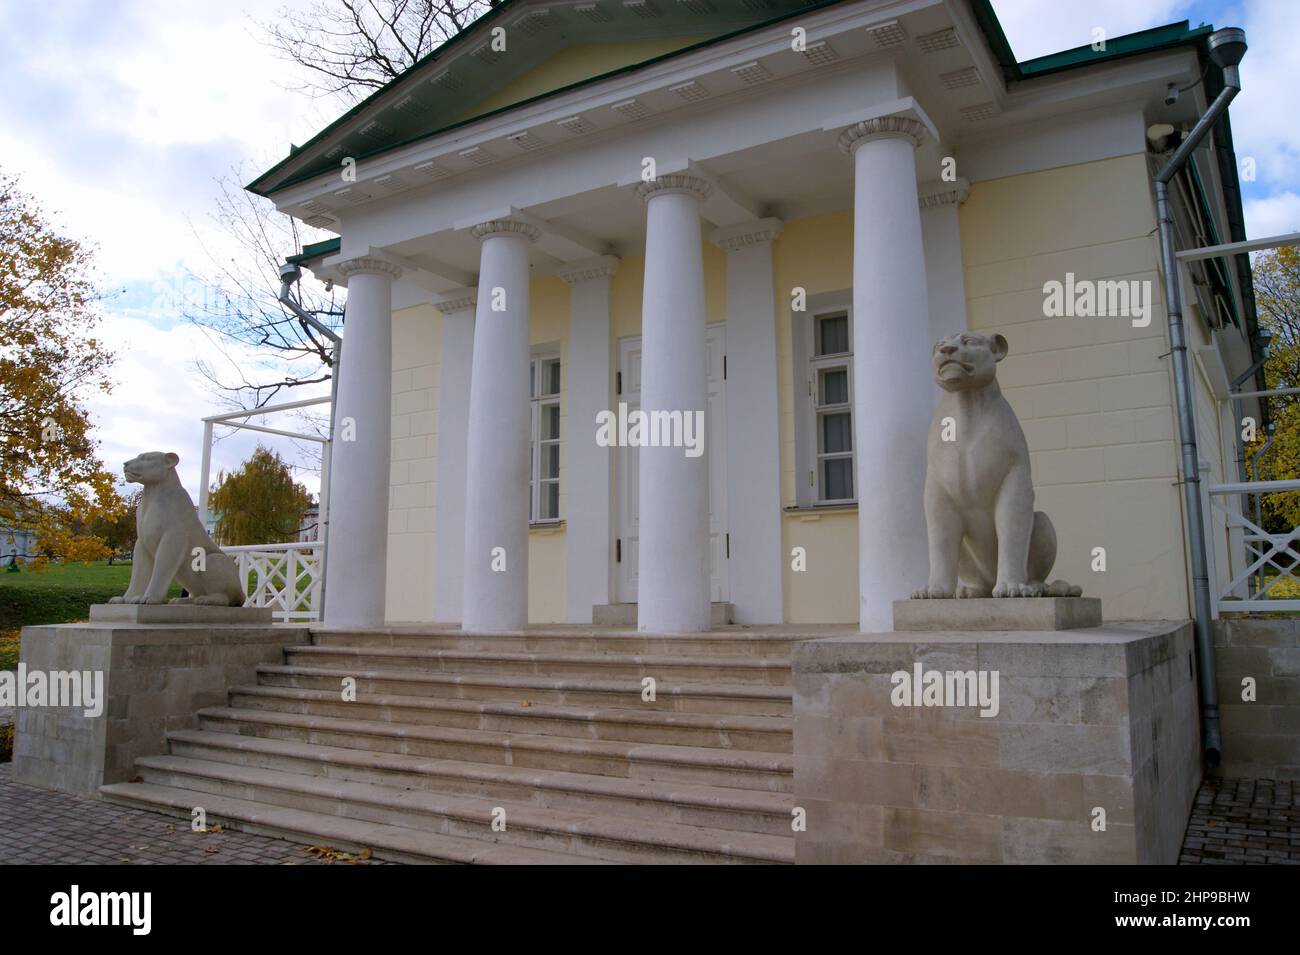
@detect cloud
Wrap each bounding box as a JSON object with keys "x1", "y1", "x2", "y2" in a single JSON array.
[
  {"x1": 988, "y1": 0, "x2": 1193, "y2": 61},
  {"x1": 0, "y1": 0, "x2": 335, "y2": 286},
  {"x1": 1244, "y1": 192, "x2": 1300, "y2": 243},
  {"x1": 88, "y1": 313, "x2": 328, "y2": 503}
]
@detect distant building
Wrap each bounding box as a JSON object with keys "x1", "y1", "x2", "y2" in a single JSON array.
[{"x1": 1, "y1": 526, "x2": 37, "y2": 566}]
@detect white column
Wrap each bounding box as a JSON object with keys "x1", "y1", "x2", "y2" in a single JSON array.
[
  {"x1": 635, "y1": 174, "x2": 712, "y2": 633},
  {"x1": 840, "y1": 117, "x2": 933, "y2": 632},
  {"x1": 323, "y1": 257, "x2": 402, "y2": 628},
  {"x1": 462, "y1": 220, "x2": 539, "y2": 632},
  {"x1": 919, "y1": 178, "x2": 971, "y2": 346},
  {"x1": 711, "y1": 218, "x2": 785, "y2": 624},
  {"x1": 560, "y1": 256, "x2": 620, "y2": 623},
  {"x1": 432, "y1": 288, "x2": 477, "y2": 624}
]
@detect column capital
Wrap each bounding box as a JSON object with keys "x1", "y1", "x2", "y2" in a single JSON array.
[
  {"x1": 635, "y1": 173, "x2": 712, "y2": 204},
  {"x1": 472, "y1": 219, "x2": 541, "y2": 243},
  {"x1": 918, "y1": 178, "x2": 971, "y2": 210},
  {"x1": 709, "y1": 217, "x2": 784, "y2": 252},
  {"x1": 435, "y1": 287, "x2": 478, "y2": 314},
  {"x1": 838, "y1": 116, "x2": 929, "y2": 154},
  {"x1": 557, "y1": 254, "x2": 621, "y2": 285},
  {"x1": 336, "y1": 256, "x2": 403, "y2": 280}
]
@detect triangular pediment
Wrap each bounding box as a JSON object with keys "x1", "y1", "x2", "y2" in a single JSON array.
[{"x1": 251, "y1": 0, "x2": 836, "y2": 195}]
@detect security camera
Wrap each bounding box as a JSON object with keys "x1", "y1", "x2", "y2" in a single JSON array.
[
  {"x1": 279, "y1": 261, "x2": 303, "y2": 285},
  {"x1": 1164, "y1": 83, "x2": 1179, "y2": 106}
]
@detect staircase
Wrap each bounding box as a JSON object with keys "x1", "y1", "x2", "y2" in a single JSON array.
[{"x1": 100, "y1": 626, "x2": 798, "y2": 864}]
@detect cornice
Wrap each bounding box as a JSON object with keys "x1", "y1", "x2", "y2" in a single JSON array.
[
  {"x1": 557, "y1": 254, "x2": 621, "y2": 284},
  {"x1": 838, "y1": 116, "x2": 929, "y2": 153},
  {"x1": 709, "y1": 217, "x2": 784, "y2": 251},
  {"x1": 336, "y1": 256, "x2": 403, "y2": 280},
  {"x1": 472, "y1": 219, "x2": 542, "y2": 242},
  {"x1": 635, "y1": 173, "x2": 712, "y2": 203}
]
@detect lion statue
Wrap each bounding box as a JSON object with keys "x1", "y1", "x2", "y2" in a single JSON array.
[
  {"x1": 109, "y1": 452, "x2": 246, "y2": 607},
  {"x1": 912, "y1": 333, "x2": 1081, "y2": 600}
]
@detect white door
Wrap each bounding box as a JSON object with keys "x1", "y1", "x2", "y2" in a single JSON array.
[{"x1": 616, "y1": 324, "x2": 728, "y2": 603}]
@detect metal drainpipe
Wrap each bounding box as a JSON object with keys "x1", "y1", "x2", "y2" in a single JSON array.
[
  {"x1": 1152, "y1": 29, "x2": 1245, "y2": 767},
  {"x1": 279, "y1": 268, "x2": 343, "y2": 621}
]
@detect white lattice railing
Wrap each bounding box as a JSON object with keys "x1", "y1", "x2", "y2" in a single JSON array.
[
  {"x1": 224, "y1": 541, "x2": 323, "y2": 622},
  {"x1": 1209, "y1": 479, "x2": 1300, "y2": 614}
]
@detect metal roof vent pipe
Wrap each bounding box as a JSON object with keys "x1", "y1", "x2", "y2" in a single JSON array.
[{"x1": 1153, "y1": 27, "x2": 1247, "y2": 769}]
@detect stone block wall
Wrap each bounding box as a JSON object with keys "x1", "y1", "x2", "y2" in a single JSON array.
[
  {"x1": 1215, "y1": 616, "x2": 1300, "y2": 780},
  {"x1": 793, "y1": 621, "x2": 1200, "y2": 864},
  {"x1": 14, "y1": 622, "x2": 303, "y2": 796}
]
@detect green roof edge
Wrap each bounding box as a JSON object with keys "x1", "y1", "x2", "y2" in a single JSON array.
[{"x1": 287, "y1": 237, "x2": 341, "y2": 266}]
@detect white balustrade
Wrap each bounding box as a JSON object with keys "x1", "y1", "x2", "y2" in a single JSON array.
[{"x1": 223, "y1": 541, "x2": 323, "y2": 622}]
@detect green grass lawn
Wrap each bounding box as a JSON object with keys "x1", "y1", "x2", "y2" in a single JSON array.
[{"x1": 0, "y1": 561, "x2": 181, "y2": 671}]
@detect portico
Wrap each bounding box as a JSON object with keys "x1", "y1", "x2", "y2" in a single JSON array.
[{"x1": 255, "y1": 0, "x2": 1227, "y2": 634}]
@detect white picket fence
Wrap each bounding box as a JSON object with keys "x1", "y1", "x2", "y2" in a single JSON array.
[
  {"x1": 1209, "y1": 479, "x2": 1300, "y2": 614},
  {"x1": 224, "y1": 541, "x2": 323, "y2": 622}
]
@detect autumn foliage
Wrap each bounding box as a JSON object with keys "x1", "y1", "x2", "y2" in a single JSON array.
[
  {"x1": 0, "y1": 173, "x2": 124, "y2": 565},
  {"x1": 208, "y1": 446, "x2": 314, "y2": 546},
  {"x1": 1245, "y1": 244, "x2": 1300, "y2": 530}
]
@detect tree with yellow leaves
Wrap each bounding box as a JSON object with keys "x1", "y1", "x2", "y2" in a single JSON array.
[
  {"x1": 1246, "y1": 244, "x2": 1300, "y2": 530},
  {"x1": 0, "y1": 172, "x2": 124, "y2": 565}
]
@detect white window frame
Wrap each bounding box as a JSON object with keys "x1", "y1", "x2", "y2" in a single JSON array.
[
  {"x1": 529, "y1": 348, "x2": 562, "y2": 524},
  {"x1": 797, "y1": 302, "x2": 855, "y2": 506}
]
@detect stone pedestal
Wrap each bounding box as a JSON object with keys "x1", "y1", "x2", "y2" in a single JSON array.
[
  {"x1": 793, "y1": 618, "x2": 1201, "y2": 864},
  {"x1": 12, "y1": 620, "x2": 302, "y2": 796},
  {"x1": 893, "y1": 596, "x2": 1102, "y2": 631},
  {"x1": 88, "y1": 604, "x2": 273, "y2": 624}
]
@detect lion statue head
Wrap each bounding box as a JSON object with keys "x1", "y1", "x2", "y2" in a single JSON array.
[
  {"x1": 932, "y1": 332, "x2": 1008, "y2": 392},
  {"x1": 123, "y1": 451, "x2": 180, "y2": 485}
]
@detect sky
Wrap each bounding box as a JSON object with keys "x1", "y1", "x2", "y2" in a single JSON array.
[{"x1": 1, "y1": 0, "x2": 1297, "y2": 504}]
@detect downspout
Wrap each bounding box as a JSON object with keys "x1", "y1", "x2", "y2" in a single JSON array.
[
  {"x1": 278, "y1": 261, "x2": 343, "y2": 619},
  {"x1": 1152, "y1": 27, "x2": 1246, "y2": 767}
]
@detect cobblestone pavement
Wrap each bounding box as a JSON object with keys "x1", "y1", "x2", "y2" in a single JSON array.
[
  {"x1": 3, "y1": 760, "x2": 1297, "y2": 864},
  {"x1": 0, "y1": 763, "x2": 389, "y2": 865},
  {"x1": 1179, "y1": 777, "x2": 1300, "y2": 864}
]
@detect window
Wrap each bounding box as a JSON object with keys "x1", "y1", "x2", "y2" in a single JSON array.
[
  {"x1": 530, "y1": 352, "x2": 561, "y2": 522},
  {"x1": 798, "y1": 305, "x2": 855, "y2": 505}
]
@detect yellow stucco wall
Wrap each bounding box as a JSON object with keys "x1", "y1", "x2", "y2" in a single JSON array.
[
  {"x1": 959, "y1": 152, "x2": 1190, "y2": 621},
  {"x1": 388, "y1": 152, "x2": 1194, "y2": 625},
  {"x1": 452, "y1": 38, "x2": 708, "y2": 125},
  {"x1": 387, "y1": 303, "x2": 439, "y2": 622},
  {"x1": 771, "y1": 210, "x2": 858, "y2": 624}
]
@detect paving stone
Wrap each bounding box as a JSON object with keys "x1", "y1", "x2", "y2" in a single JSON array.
[
  {"x1": 1178, "y1": 776, "x2": 1300, "y2": 865},
  {"x1": 0, "y1": 763, "x2": 392, "y2": 865}
]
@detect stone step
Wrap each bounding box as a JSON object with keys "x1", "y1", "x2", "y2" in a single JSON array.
[
  {"x1": 99, "y1": 781, "x2": 608, "y2": 864},
  {"x1": 131, "y1": 756, "x2": 793, "y2": 864},
  {"x1": 310, "y1": 628, "x2": 793, "y2": 658},
  {"x1": 197, "y1": 707, "x2": 793, "y2": 792},
  {"x1": 592, "y1": 603, "x2": 734, "y2": 627},
  {"x1": 166, "y1": 730, "x2": 796, "y2": 835},
  {"x1": 282, "y1": 645, "x2": 790, "y2": 686},
  {"x1": 257, "y1": 664, "x2": 792, "y2": 717},
  {"x1": 228, "y1": 685, "x2": 793, "y2": 752}
]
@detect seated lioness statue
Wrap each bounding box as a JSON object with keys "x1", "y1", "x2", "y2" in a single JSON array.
[
  {"x1": 109, "y1": 452, "x2": 246, "y2": 606},
  {"x1": 913, "y1": 333, "x2": 1081, "y2": 600}
]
